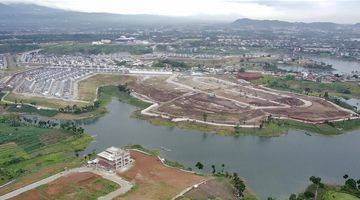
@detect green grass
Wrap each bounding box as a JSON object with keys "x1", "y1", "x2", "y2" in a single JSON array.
[
  {"x1": 298, "y1": 183, "x2": 360, "y2": 200},
  {"x1": 66, "y1": 85, "x2": 153, "y2": 120},
  {"x1": 98, "y1": 85, "x2": 151, "y2": 109},
  {"x1": 252, "y1": 75, "x2": 360, "y2": 99},
  {"x1": 7, "y1": 104, "x2": 58, "y2": 117},
  {"x1": 322, "y1": 191, "x2": 360, "y2": 200},
  {"x1": 0, "y1": 116, "x2": 92, "y2": 185},
  {"x1": 124, "y1": 144, "x2": 159, "y2": 156},
  {"x1": 68, "y1": 178, "x2": 118, "y2": 200},
  {"x1": 164, "y1": 159, "x2": 185, "y2": 169}
]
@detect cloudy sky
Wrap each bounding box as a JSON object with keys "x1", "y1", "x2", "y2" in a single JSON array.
[{"x1": 1, "y1": 0, "x2": 359, "y2": 23}]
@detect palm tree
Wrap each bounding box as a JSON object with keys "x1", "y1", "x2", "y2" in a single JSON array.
[
  {"x1": 310, "y1": 176, "x2": 322, "y2": 200},
  {"x1": 211, "y1": 165, "x2": 216, "y2": 174}
]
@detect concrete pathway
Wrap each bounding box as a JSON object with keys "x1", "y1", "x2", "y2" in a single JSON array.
[{"x1": 0, "y1": 167, "x2": 133, "y2": 200}]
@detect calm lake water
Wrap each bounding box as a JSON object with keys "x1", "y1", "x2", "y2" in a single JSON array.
[
  {"x1": 82, "y1": 100, "x2": 360, "y2": 199},
  {"x1": 308, "y1": 56, "x2": 360, "y2": 74}
]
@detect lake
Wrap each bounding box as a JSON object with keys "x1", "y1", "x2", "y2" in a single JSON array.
[
  {"x1": 308, "y1": 56, "x2": 360, "y2": 74},
  {"x1": 82, "y1": 100, "x2": 360, "y2": 199}
]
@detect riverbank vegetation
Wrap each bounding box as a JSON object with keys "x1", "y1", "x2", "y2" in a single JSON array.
[
  {"x1": 2, "y1": 73, "x2": 359, "y2": 136},
  {"x1": 252, "y1": 75, "x2": 360, "y2": 99},
  {"x1": 190, "y1": 161, "x2": 257, "y2": 200},
  {"x1": 0, "y1": 114, "x2": 92, "y2": 194},
  {"x1": 135, "y1": 111, "x2": 360, "y2": 136},
  {"x1": 288, "y1": 175, "x2": 360, "y2": 200},
  {"x1": 7, "y1": 104, "x2": 58, "y2": 117}
]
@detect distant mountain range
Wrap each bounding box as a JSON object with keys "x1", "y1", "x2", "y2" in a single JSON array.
[
  {"x1": 231, "y1": 18, "x2": 360, "y2": 31},
  {"x1": 0, "y1": 3, "x2": 207, "y2": 32},
  {"x1": 1, "y1": 3, "x2": 359, "y2": 33}
]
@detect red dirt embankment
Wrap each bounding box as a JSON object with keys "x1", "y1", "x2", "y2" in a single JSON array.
[{"x1": 117, "y1": 150, "x2": 207, "y2": 200}]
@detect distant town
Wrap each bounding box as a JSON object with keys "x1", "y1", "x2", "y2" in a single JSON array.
[{"x1": 0, "y1": 2, "x2": 360, "y2": 200}]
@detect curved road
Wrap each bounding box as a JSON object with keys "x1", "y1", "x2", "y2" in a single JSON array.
[{"x1": 0, "y1": 167, "x2": 133, "y2": 200}]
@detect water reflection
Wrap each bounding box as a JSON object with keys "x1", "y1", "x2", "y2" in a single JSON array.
[{"x1": 81, "y1": 100, "x2": 360, "y2": 199}]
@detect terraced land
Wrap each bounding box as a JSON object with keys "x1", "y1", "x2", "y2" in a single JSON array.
[
  {"x1": 0, "y1": 116, "x2": 92, "y2": 195},
  {"x1": 128, "y1": 75, "x2": 355, "y2": 127}
]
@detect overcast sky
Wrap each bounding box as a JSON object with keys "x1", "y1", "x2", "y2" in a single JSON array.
[{"x1": 1, "y1": 0, "x2": 360, "y2": 23}]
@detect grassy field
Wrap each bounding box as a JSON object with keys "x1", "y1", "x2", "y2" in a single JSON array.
[
  {"x1": 12, "y1": 172, "x2": 118, "y2": 200},
  {"x1": 322, "y1": 191, "x2": 360, "y2": 200},
  {"x1": 252, "y1": 75, "x2": 360, "y2": 99},
  {"x1": 77, "y1": 74, "x2": 134, "y2": 102},
  {"x1": 295, "y1": 183, "x2": 360, "y2": 200},
  {"x1": 2, "y1": 92, "x2": 87, "y2": 109},
  {"x1": 0, "y1": 115, "x2": 92, "y2": 194}
]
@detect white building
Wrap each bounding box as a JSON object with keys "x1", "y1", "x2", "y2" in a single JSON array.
[{"x1": 96, "y1": 147, "x2": 133, "y2": 170}]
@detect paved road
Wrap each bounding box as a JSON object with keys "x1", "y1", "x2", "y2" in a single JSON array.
[{"x1": 0, "y1": 167, "x2": 133, "y2": 200}]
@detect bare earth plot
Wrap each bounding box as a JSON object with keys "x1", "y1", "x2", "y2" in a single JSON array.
[
  {"x1": 11, "y1": 172, "x2": 119, "y2": 200},
  {"x1": 127, "y1": 75, "x2": 355, "y2": 127},
  {"x1": 117, "y1": 150, "x2": 207, "y2": 200}
]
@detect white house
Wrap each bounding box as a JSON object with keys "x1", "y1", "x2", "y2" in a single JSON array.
[{"x1": 96, "y1": 147, "x2": 133, "y2": 170}]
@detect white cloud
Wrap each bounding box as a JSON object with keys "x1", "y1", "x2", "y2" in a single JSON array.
[{"x1": 1, "y1": 0, "x2": 359, "y2": 23}]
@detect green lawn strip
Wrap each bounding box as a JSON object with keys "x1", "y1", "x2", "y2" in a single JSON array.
[
  {"x1": 124, "y1": 144, "x2": 159, "y2": 156},
  {"x1": 7, "y1": 104, "x2": 58, "y2": 117}
]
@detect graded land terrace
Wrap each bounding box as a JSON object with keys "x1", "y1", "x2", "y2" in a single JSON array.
[{"x1": 1, "y1": 71, "x2": 359, "y2": 135}]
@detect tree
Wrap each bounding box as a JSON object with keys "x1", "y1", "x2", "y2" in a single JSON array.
[
  {"x1": 309, "y1": 176, "x2": 322, "y2": 200},
  {"x1": 234, "y1": 124, "x2": 240, "y2": 134},
  {"x1": 232, "y1": 172, "x2": 246, "y2": 198},
  {"x1": 324, "y1": 91, "x2": 329, "y2": 99},
  {"x1": 195, "y1": 162, "x2": 204, "y2": 170},
  {"x1": 211, "y1": 165, "x2": 216, "y2": 174},
  {"x1": 344, "y1": 178, "x2": 357, "y2": 190},
  {"x1": 289, "y1": 194, "x2": 297, "y2": 200},
  {"x1": 202, "y1": 112, "x2": 208, "y2": 122}
]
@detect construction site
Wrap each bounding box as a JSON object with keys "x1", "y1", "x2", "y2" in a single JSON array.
[{"x1": 126, "y1": 74, "x2": 357, "y2": 127}]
